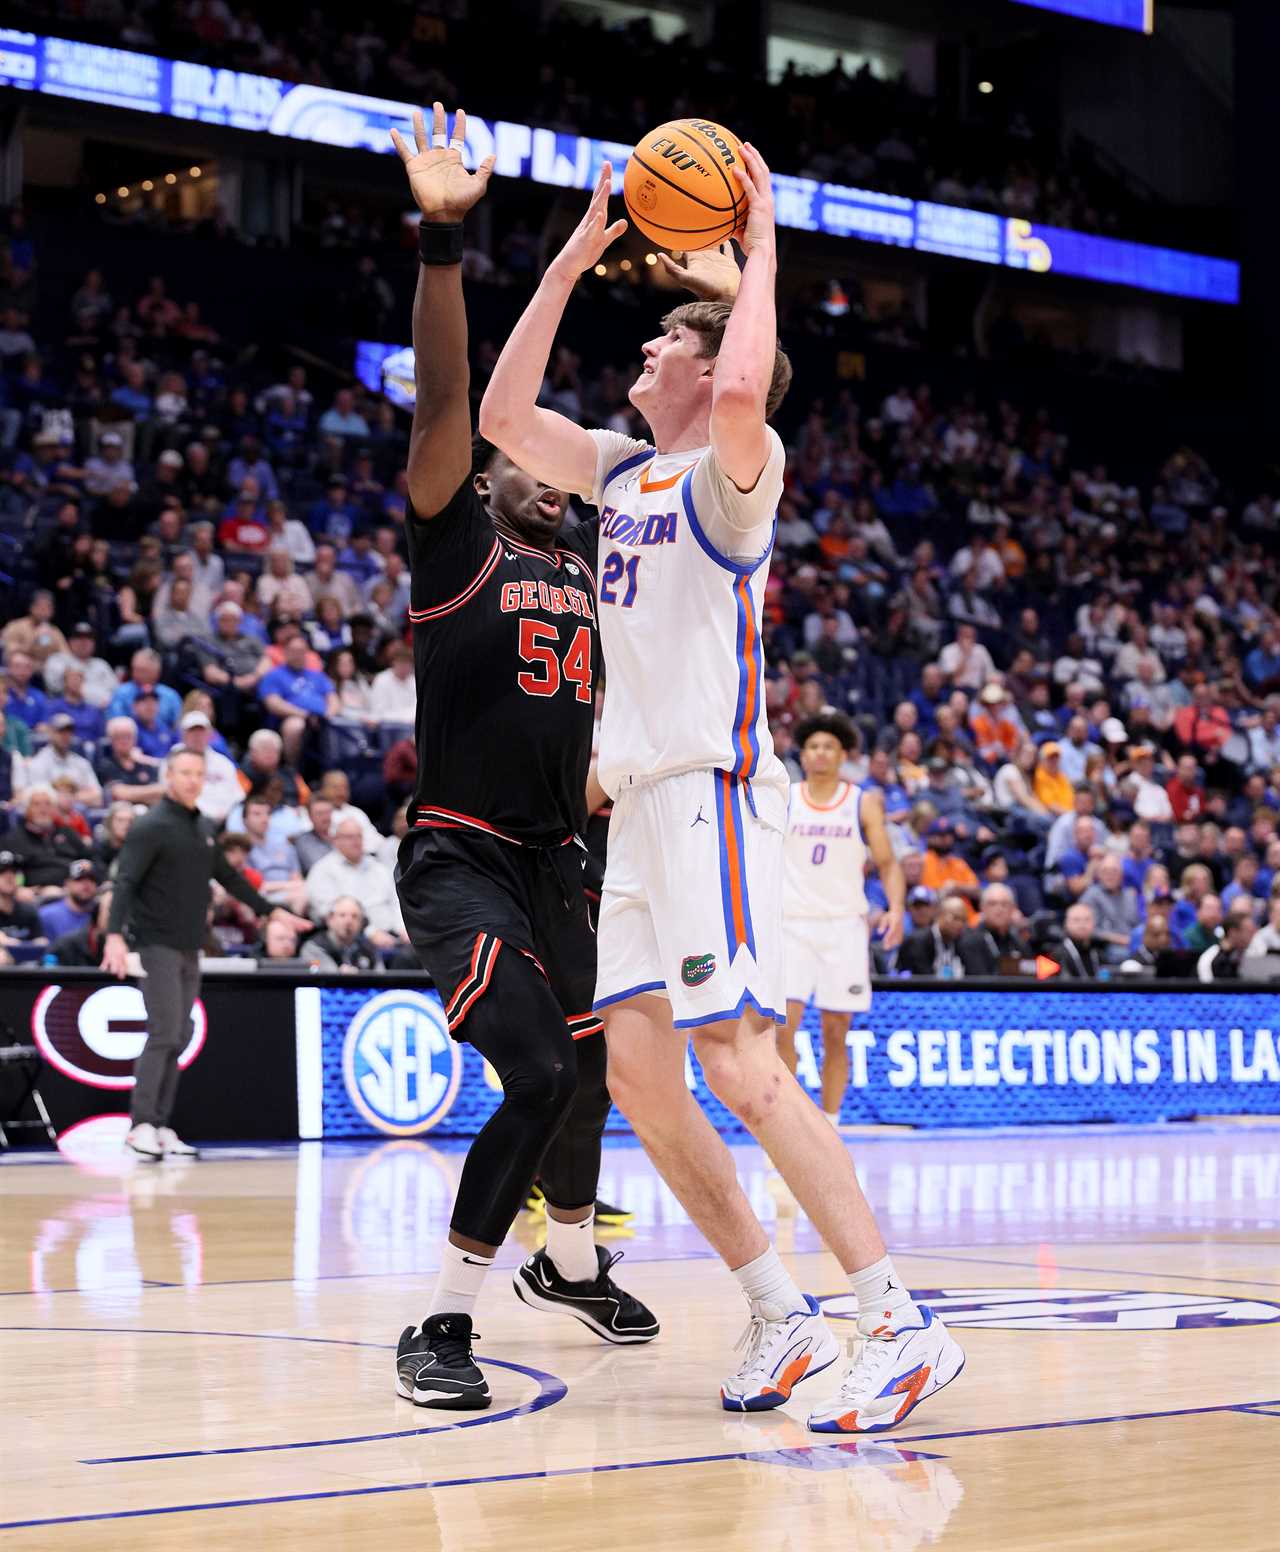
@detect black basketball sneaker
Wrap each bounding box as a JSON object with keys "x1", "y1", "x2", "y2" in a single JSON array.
[
  {"x1": 524, "y1": 1182, "x2": 634, "y2": 1225},
  {"x1": 513, "y1": 1247, "x2": 659, "y2": 1343},
  {"x1": 395, "y1": 1313, "x2": 491, "y2": 1409}
]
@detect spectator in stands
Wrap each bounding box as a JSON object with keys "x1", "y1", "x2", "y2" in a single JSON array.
[
  {"x1": 937, "y1": 623, "x2": 995, "y2": 690},
  {"x1": 318, "y1": 387, "x2": 370, "y2": 443},
  {"x1": 317, "y1": 769, "x2": 381, "y2": 852},
  {"x1": 97, "y1": 716, "x2": 164, "y2": 805},
  {"x1": 17, "y1": 712, "x2": 101, "y2": 805},
  {"x1": 303, "y1": 896, "x2": 383, "y2": 972},
  {"x1": 304, "y1": 817, "x2": 403, "y2": 947},
  {"x1": 83, "y1": 430, "x2": 134, "y2": 497},
  {"x1": 919, "y1": 818, "x2": 980, "y2": 919},
  {"x1": 2, "y1": 590, "x2": 67, "y2": 669},
  {"x1": 1197, "y1": 904, "x2": 1257, "y2": 981},
  {"x1": 256, "y1": 548, "x2": 313, "y2": 618},
  {"x1": 1182, "y1": 891, "x2": 1223, "y2": 955},
  {"x1": 1166, "y1": 754, "x2": 1205, "y2": 822},
  {"x1": 307, "y1": 541, "x2": 361, "y2": 613},
  {"x1": 1058, "y1": 716, "x2": 1101, "y2": 784},
  {"x1": 1246, "y1": 894, "x2": 1280, "y2": 961},
  {"x1": 129, "y1": 688, "x2": 174, "y2": 760},
  {"x1": 369, "y1": 642, "x2": 416, "y2": 724},
  {"x1": 992, "y1": 742, "x2": 1052, "y2": 833},
  {"x1": 897, "y1": 896, "x2": 969, "y2": 977},
  {"x1": 107, "y1": 648, "x2": 182, "y2": 725},
  {"x1": 1033, "y1": 742, "x2": 1073, "y2": 814},
  {"x1": 1082, "y1": 853, "x2": 1143, "y2": 965},
  {"x1": 292, "y1": 795, "x2": 335, "y2": 875},
  {"x1": 237, "y1": 727, "x2": 309, "y2": 808},
  {"x1": 970, "y1": 683, "x2": 1023, "y2": 768},
  {"x1": 240, "y1": 792, "x2": 309, "y2": 914},
  {"x1": 1053, "y1": 902, "x2": 1102, "y2": 977},
  {"x1": 92, "y1": 800, "x2": 135, "y2": 875},
  {"x1": 7, "y1": 785, "x2": 91, "y2": 898},
  {"x1": 152, "y1": 574, "x2": 209, "y2": 650},
  {"x1": 254, "y1": 914, "x2": 303, "y2": 963},
  {"x1": 46, "y1": 664, "x2": 105, "y2": 746},
  {"x1": 263, "y1": 498, "x2": 315, "y2": 565},
  {"x1": 0, "y1": 849, "x2": 44, "y2": 948},
  {"x1": 37, "y1": 858, "x2": 100, "y2": 942},
  {"x1": 258, "y1": 632, "x2": 339, "y2": 767},
  {"x1": 45, "y1": 623, "x2": 116, "y2": 713},
  {"x1": 167, "y1": 710, "x2": 241, "y2": 822},
  {"x1": 958, "y1": 883, "x2": 1028, "y2": 975},
  {"x1": 5, "y1": 650, "x2": 49, "y2": 730}
]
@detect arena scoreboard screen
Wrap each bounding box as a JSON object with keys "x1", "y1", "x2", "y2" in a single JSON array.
[
  {"x1": 0, "y1": 27, "x2": 1233, "y2": 305},
  {"x1": 1011, "y1": 0, "x2": 1154, "y2": 33}
]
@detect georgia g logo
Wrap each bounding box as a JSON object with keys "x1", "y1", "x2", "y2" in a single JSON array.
[
  {"x1": 341, "y1": 989, "x2": 461, "y2": 1136},
  {"x1": 32, "y1": 983, "x2": 206, "y2": 1090}
]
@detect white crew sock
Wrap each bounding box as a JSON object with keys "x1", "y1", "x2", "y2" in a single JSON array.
[
  {"x1": 426, "y1": 1241, "x2": 494, "y2": 1319},
  {"x1": 732, "y1": 1245, "x2": 807, "y2": 1318},
  {"x1": 823, "y1": 1110, "x2": 842, "y2": 1130},
  {"x1": 545, "y1": 1209, "x2": 599, "y2": 1282},
  {"x1": 848, "y1": 1253, "x2": 921, "y2": 1334}
]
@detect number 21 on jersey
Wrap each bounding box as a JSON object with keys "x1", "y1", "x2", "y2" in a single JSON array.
[
  {"x1": 517, "y1": 620, "x2": 593, "y2": 701},
  {"x1": 599, "y1": 551, "x2": 639, "y2": 608}
]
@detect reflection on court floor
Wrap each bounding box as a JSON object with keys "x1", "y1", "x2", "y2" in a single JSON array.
[{"x1": 1, "y1": 1123, "x2": 1277, "y2": 1551}]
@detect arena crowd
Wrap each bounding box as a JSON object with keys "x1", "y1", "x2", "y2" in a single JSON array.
[{"x1": 0, "y1": 205, "x2": 1276, "y2": 982}]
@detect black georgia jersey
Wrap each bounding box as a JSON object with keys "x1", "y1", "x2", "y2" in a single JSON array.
[{"x1": 405, "y1": 479, "x2": 599, "y2": 846}]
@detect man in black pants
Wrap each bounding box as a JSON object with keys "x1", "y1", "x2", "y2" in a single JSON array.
[
  {"x1": 102, "y1": 749, "x2": 312, "y2": 1159},
  {"x1": 390, "y1": 103, "x2": 657, "y2": 1413}
]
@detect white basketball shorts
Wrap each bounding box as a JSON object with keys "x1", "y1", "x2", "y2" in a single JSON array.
[
  {"x1": 783, "y1": 914, "x2": 871, "y2": 1014},
  {"x1": 593, "y1": 768, "x2": 787, "y2": 1029}
]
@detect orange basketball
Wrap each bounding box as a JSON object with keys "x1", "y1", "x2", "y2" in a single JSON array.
[{"x1": 623, "y1": 117, "x2": 747, "y2": 251}]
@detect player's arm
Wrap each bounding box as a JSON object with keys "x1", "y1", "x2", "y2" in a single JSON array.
[
  {"x1": 585, "y1": 761, "x2": 608, "y2": 816},
  {"x1": 479, "y1": 164, "x2": 627, "y2": 499},
  {"x1": 391, "y1": 103, "x2": 495, "y2": 520},
  {"x1": 709, "y1": 143, "x2": 777, "y2": 501},
  {"x1": 861, "y1": 789, "x2": 905, "y2": 949}
]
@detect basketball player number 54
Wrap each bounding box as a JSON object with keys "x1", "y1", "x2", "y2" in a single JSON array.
[{"x1": 517, "y1": 620, "x2": 593, "y2": 701}]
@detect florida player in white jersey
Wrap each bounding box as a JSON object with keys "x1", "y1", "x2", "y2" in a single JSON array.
[
  {"x1": 780, "y1": 712, "x2": 905, "y2": 1127},
  {"x1": 481, "y1": 144, "x2": 962, "y2": 1433}
]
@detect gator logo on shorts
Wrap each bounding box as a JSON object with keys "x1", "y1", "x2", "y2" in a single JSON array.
[{"x1": 681, "y1": 953, "x2": 716, "y2": 987}]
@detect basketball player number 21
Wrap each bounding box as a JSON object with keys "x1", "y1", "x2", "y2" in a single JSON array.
[
  {"x1": 599, "y1": 551, "x2": 640, "y2": 608},
  {"x1": 517, "y1": 620, "x2": 592, "y2": 701}
]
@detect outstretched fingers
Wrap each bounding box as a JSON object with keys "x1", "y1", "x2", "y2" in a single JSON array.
[{"x1": 431, "y1": 99, "x2": 446, "y2": 146}]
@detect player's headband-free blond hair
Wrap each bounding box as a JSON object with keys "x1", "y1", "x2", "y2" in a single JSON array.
[{"x1": 660, "y1": 300, "x2": 793, "y2": 419}]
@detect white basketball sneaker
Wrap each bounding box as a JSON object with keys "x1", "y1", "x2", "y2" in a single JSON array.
[
  {"x1": 155, "y1": 1127, "x2": 199, "y2": 1158},
  {"x1": 124, "y1": 1123, "x2": 163, "y2": 1160},
  {"x1": 807, "y1": 1305, "x2": 964, "y2": 1434},
  {"x1": 721, "y1": 1294, "x2": 840, "y2": 1413}
]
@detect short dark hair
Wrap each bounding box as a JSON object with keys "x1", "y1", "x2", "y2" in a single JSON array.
[
  {"x1": 794, "y1": 711, "x2": 858, "y2": 752},
  {"x1": 471, "y1": 431, "x2": 502, "y2": 478},
  {"x1": 659, "y1": 300, "x2": 792, "y2": 418}
]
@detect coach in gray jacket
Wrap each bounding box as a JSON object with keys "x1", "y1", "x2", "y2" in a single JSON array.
[{"x1": 103, "y1": 748, "x2": 311, "y2": 1161}]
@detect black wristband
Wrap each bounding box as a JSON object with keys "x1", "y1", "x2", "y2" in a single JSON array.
[{"x1": 419, "y1": 220, "x2": 464, "y2": 266}]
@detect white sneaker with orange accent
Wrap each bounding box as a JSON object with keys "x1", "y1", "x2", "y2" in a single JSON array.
[
  {"x1": 807, "y1": 1305, "x2": 964, "y2": 1434},
  {"x1": 720, "y1": 1294, "x2": 840, "y2": 1413}
]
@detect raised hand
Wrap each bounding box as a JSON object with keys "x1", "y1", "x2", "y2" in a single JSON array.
[
  {"x1": 732, "y1": 141, "x2": 776, "y2": 256},
  {"x1": 658, "y1": 240, "x2": 741, "y2": 302},
  {"x1": 549, "y1": 162, "x2": 628, "y2": 280},
  {"x1": 390, "y1": 102, "x2": 496, "y2": 224}
]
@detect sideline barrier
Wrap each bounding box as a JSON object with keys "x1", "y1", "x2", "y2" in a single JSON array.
[{"x1": 2, "y1": 970, "x2": 1276, "y2": 1142}]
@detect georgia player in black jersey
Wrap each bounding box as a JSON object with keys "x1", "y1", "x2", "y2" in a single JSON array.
[{"x1": 390, "y1": 104, "x2": 656, "y2": 1412}]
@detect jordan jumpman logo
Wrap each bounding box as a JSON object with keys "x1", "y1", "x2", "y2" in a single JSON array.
[{"x1": 691, "y1": 807, "x2": 709, "y2": 828}]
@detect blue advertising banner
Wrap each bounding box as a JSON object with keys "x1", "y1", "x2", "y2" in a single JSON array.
[
  {"x1": 1011, "y1": 0, "x2": 1153, "y2": 34},
  {"x1": 304, "y1": 983, "x2": 1280, "y2": 1139},
  {"x1": 0, "y1": 28, "x2": 1235, "y2": 304}
]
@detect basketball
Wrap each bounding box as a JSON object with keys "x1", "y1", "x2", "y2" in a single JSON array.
[{"x1": 623, "y1": 117, "x2": 747, "y2": 250}]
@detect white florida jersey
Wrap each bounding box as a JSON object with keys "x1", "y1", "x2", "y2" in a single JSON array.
[
  {"x1": 586, "y1": 427, "x2": 787, "y2": 798},
  {"x1": 783, "y1": 780, "x2": 868, "y2": 919}
]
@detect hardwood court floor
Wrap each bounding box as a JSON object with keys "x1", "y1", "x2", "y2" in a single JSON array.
[{"x1": 2, "y1": 1122, "x2": 1278, "y2": 1551}]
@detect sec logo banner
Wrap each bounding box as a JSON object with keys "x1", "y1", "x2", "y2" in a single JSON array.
[
  {"x1": 32, "y1": 983, "x2": 207, "y2": 1090},
  {"x1": 341, "y1": 990, "x2": 461, "y2": 1137},
  {"x1": 819, "y1": 1287, "x2": 1280, "y2": 1330}
]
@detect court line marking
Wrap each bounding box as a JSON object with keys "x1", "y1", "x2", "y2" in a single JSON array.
[
  {"x1": 0, "y1": 1327, "x2": 565, "y2": 1459},
  {"x1": 2, "y1": 1395, "x2": 1278, "y2": 1532},
  {"x1": 895, "y1": 1249, "x2": 1280, "y2": 1291}
]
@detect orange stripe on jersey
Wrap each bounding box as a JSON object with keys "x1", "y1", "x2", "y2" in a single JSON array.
[
  {"x1": 720, "y1": 772, "x2": 748, "y2": 949},
  {"x1": 638, "y1": 460, "x2": 698, "y2": 494},
  {"x1": 734, "y1": 574, "x2": 758, "y2": 779}
]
